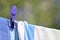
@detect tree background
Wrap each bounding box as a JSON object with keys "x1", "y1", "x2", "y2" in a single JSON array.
[{"x1": 0, "y1": 0, "x2": 60, "y2": 29}]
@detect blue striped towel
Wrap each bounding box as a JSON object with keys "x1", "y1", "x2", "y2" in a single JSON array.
[{"x1": 18, "y1": 21, "x2": 60, "y2": 40}]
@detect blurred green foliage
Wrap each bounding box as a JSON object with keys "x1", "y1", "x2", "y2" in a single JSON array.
[{"x1": 0, "y1": 0, "x2": 60, "y2": 29}]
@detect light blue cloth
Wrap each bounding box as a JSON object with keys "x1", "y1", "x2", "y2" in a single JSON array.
[
  {"x1": 24, "y1": 21, "x2": 34, "y2": 40},
  {"x1": 15, "y1": 22, "x2": 19, "y2": 40},
  {"x1": 23, "y1": 21, "x2": 60, "y2": 40},
  {"x1": 0, "y1": 17, "x2": 19, "y2": 40}
]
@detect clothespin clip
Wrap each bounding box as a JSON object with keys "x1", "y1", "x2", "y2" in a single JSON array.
[{"x1": 10, "y1": 5, "x2": 17, "y2": 30}]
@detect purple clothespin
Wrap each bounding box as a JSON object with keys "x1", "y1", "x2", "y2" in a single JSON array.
[{"x1": 10, "y1": 5, "x2": 17, "y2": 30}]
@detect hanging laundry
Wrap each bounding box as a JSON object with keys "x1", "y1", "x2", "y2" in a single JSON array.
[
  {"x1": 17, "y1": 21, "x2": 24, "y2": 40},
  {"x1": 34, "y1": 25, "x2": 60, "y2": 40},
  {"x1": 0, "y1": 17, "x2": 11, "y2": 40},
  {"x1": 18, "y1": 21, "x2": 34, "y2": 40},
  {"x1": 0, "y1": 17, "x2": 19, "y2": 40},
  {"x1": 0, "y1": 17, "x2": 60, "y2": 40},
  {"x1": 18, "y1": 21, "x2": 60, "y2": 40}
]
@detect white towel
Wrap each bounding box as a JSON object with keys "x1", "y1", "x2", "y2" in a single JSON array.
[{"x1": 17, "y1": 21, "x2": 24, "y2": 40}]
